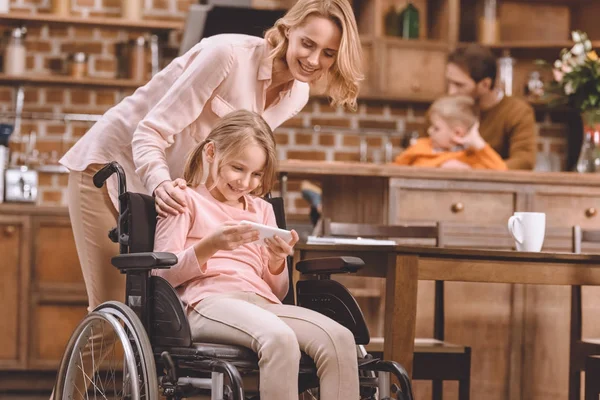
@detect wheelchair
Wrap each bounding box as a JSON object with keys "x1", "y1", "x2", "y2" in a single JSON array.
[{"x1": 53, "y1": 161, "x2": 414, "y2": 400}]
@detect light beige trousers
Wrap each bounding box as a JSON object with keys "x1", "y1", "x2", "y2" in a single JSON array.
[
  {"x1": 188, "y1": 292, "x2": 360, "y2": 400},
  {"x1": 67, "y1": 165, "x2": 124, "y2": 312}
]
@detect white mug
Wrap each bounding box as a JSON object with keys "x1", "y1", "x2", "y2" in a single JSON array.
[{"x1": 507, "y1": 212, "x2": 546, "y2": 252}]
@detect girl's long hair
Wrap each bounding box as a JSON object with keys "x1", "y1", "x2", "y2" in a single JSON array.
[
  {"x1": 183, "y1": 110, "x2": 278, "y2": 197},
  {"x1": 264, "y1": 0, "x2": 363, "y2": 111}
]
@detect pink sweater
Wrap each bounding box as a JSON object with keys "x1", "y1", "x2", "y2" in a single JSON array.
[
  {"x1": 152, "y1": 185, "x2": 289, "y2": 306},
  {"x1": 59, "y1": 34, "x2": 309, "y2": 209}
]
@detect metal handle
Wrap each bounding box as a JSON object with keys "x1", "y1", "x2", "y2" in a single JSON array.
[
  {"x1": 451, "y1": 202, "x2": 464, "y2": 213},
  {"x1": 4, "y1": 225, "x2": 16, "y2": 237},
  {"x1": 586, "y1": 207, "x2": 597, "y2": 218}
]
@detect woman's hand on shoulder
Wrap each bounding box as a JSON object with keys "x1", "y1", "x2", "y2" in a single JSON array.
[
  {"x1": 204, "y1": 222, "x2": 261, "y2": 252},
  {"x1": 154, "y1": 178, "x2": 188, "y2": 217},
  {"x1": 265, "y1": 230, "x2": 300, "y2": 264}
]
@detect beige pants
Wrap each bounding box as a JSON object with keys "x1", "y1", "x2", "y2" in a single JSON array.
[
  {"x1": 188, "y1": 292, "x2": 360, "y2": 400},
  {"x1": 67, "y1": 165, "x2": 123, "y2": 312}
]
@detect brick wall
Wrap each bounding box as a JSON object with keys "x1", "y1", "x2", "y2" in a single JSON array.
[{"x1": 0, "y1": 0, "x2": 572, "y2": 217}]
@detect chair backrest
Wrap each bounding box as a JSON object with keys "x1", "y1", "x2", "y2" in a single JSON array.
[
  {"x1": 323, "y1": 218, "x2": 444, "y2": 247},
  {"x1": 572, "y1": 225, "x2": 600, "y2": 254},
  {"x1": 323, "y1": 218, "x2": 446, "y2": 339},
  {"x1": 124, "y1": 192, "x2": 158, "y2": 253},
  {"x1": 570, "y1": 226, "x2": 600, "y2": 345}
]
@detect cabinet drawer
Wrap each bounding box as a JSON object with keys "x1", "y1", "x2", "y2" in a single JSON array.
[
  {"x1": 392, "y1": 188, "x2": 515, "y2": 225},
  {"x1": 535, "y1": 194, "x2": 600, "y2": 229}
]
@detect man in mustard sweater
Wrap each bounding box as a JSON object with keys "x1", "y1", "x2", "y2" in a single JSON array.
[{"x1": 445, "y1": 44, "x2": 537, "y2": 170}]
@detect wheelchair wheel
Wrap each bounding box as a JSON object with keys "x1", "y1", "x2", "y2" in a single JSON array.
[{"x1": 54, "y1": 304, "x2": 157, "y2": 400}]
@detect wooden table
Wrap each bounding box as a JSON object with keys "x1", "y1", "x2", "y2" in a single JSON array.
[{"x1": 293, "y1": 243, "x2": 600, "y2": 381}]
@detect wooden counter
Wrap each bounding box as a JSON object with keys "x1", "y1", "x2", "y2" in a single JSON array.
[{"x1": 279, "y1": 160, "x2": 600, "y2": 400}]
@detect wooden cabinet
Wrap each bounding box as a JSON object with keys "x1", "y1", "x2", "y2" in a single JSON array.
[
  {"x1": 279, "y1": 160, "x2": 600, "y2": 400},
  {"x1": 0, "y1": 216, "x2": 29, "y2": 369},
  {"x1": 0, "y1": 206, "x2": 86, "y2": 395},
  {"x1": 376, "y1": 39, "x2": 448, "y2": 101}
]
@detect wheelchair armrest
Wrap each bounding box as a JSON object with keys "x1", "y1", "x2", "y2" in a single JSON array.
[
  {"x1": 295, "y1": 256, "x2": 364, "y2": 275},
  {"x1": 111, "y1": 252, "x2": 177, "y2": 271}
]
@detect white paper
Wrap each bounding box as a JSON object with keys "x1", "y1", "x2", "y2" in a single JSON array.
[{"x1": 306, "y1": 236, "x2": 396, "y2": 246}]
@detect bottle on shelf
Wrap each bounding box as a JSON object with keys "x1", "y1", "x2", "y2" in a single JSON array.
[
  {"x1": 122, "y1": 0, "x2": 143, "y2": 21},
  {"x1": 52, "y1": 0, "x2": 70, "y2": 17},
  {"x1": 384, "y1": 5, "x2": 399, "y2": 37},
  {"x1": 496, "y1": 52, "x2": 515, "y2": 96},
  {"x1": 398, "y1": 1, "x2": 420, "y2": 40},
  {"x1": 0, "y1": 0, "x2": 9, "y2": 14},
  {"x1": 478, "y1": 0, "x2": 499, "y2": 44},
  {"x1": 4, "y1": 27, "x2": 27, "y2": 76}
]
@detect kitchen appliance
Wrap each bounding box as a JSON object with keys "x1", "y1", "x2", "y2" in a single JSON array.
[{"x1": 5, "y1": 165, "x2": 37, "y2": 203}]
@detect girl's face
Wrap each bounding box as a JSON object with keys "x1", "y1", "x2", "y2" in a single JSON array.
[
  {"x1": 207, "y1": 143, "x2": 267, "y2": 207},
  {"x1": 285, "y1": 14, "x2": 342, "y2": 83}
]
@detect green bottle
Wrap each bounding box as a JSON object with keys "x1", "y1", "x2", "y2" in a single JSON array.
[
  {"x1": 384, "y1": 6, "x2": 399, "y2": 37},
  {"x1": 398, "y1": 1, "x2": 420, "y2": 39}
]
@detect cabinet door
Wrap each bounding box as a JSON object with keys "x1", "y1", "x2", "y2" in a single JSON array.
[
  {"x1": 378, "y1": 39, "x2": 448, "y2": 101},
  {"x1": 0, "y1": 216, "x2": 29, "y2": 369},
  {"x1": 30, "y1": 216, "x2": 87, "y2": 369}
]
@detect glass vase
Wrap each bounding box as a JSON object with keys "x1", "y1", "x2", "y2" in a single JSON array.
[{"x1": 576, "y1": 109, "x2": 600, "y2": 173}]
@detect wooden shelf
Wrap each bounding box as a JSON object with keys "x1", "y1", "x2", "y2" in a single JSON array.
[
  {"x1": 461, "y1": 40, "x2": 600, "y2": 50},
  {"x1": 366, "y1": 36, "x2": 450, "y2": 51},
  {"x1": 0, "y1": 73, "x2": 145, "y2": 88},
  {"x1": 0, "y1": 11, "x2": 183, "y2": 31}
]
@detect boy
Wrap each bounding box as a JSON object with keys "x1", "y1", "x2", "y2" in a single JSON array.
[{"x1": 394, "y1": 95, "x2": 507, "y2": 170}]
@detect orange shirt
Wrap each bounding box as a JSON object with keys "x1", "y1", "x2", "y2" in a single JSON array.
[{"x1": 394, "y1": 138, "x2": 508, "y2": 170}]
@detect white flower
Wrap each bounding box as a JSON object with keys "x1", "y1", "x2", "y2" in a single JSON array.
[
  {"x1": 572, "y1": 43, "x2": 585, "y2": 56},
  {"x1": 554, "y1": 60, "x2": 562, "y2": 69},
  {"x1": 565, "y1": 81, "x2": 575, "y2": 95},
  {"x1": 572, "y1": 31, "x2": 582, "y2": 42},
  {"x1": 585, "y1": 40, "x2": 593, "y2": 52}
]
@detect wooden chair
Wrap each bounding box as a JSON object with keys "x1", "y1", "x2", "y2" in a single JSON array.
[
  {"x1": 570, "y1": 226, "x2": 600, "y2": 400},
  {"x1": 322, "y1": 218, "x2": 471, "y2": 400}
]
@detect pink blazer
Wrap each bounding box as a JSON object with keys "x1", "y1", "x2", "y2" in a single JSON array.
[{"x1": 60, "y1": 34, "x2": 309, "y2": 205}]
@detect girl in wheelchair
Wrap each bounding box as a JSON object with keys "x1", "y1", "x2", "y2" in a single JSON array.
[{"x1": 152, "y1": 109, "x2": 360, "y2": 400}]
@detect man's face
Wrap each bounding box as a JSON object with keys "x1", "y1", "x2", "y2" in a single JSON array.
[{"x1": 446, "y1": 62, "x2": 491, "y2": 100}]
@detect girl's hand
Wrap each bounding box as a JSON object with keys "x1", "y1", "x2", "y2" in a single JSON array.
[
  {"x1": 205, "y1": 222, "x2": 261, "y2": 252},
  {"x1": 265, "y1": 229, "x2": 299, "y2": 273},
  {"x1": 154, "y1": 178, "x2": 187, "y2": 217}
]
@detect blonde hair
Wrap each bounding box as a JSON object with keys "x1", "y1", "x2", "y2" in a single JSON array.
[
  {"x1": 264, "y1": 0, "x2": 363, "y2": 111},
  {"x1": 428, "y1": 95, "x2": 478, "y2": 130},
  {"x1": 183, "y1": 110, "x2": 278, "y2": 197}
]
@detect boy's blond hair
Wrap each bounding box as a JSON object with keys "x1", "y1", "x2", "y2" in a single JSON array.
[
  {"x1": 183, "y1": 110, "x2": 277, "y2": 197},
  {"x1": 427, "y1": 95, "x2": 478, "y2": 130},
  {"x1": 264, "y1": 0, "x2": 363, "y2": 111}
]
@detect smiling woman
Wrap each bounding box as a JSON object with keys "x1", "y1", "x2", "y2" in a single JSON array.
[
  {"x1": 264, "y1": 0, "x2": 363, "y2": 111},
  {"x1": 57, "y1": 0, "x2": 364, "y2": 342}
]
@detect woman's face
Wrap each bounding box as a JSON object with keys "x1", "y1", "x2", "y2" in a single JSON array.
[{"x1": 285, "y1": 14, "x2": 342, "y2": 83}]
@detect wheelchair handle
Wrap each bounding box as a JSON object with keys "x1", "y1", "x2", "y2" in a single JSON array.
[{"x1": 93, "y1": 161, "x2": 127, "y2": 195}]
